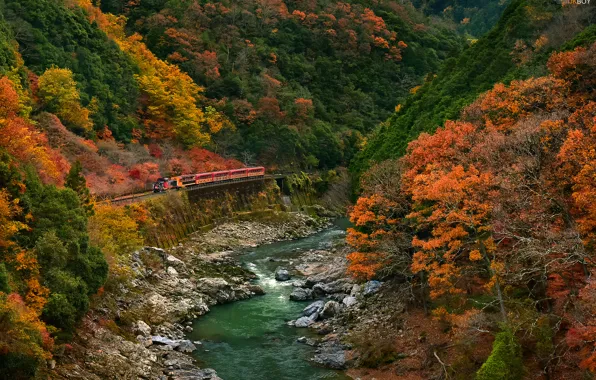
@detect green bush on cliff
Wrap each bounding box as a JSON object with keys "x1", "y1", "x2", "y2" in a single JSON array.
[{"x1": 476, "y1": 330, "x2": 523, "y2": 380}]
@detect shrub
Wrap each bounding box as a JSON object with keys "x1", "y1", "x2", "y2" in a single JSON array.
[
  {"x1": 476, "y1": 330, "x2": 523, "y2": 380},
  {"x1": 0, "y1": 263, "x2": 10, "y2": 293}
]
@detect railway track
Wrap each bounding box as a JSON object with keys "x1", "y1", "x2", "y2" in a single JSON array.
[{"x1": 100, "y1": 174, "x2": 285, "y2": 205}]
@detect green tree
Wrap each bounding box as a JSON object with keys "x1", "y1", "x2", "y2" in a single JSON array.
[
  {"x1": 65, "y1": 161, "x2": 94, "y2": 216},
  {"x1": 476, "y1": 330, "x2": 523, "y2": 380},
  {"x1": 0, "y1": 263, "x2": 10, "y2": 293},
  {"x1": 20, "y1": 169, "x2": 107, "y2": 332}
]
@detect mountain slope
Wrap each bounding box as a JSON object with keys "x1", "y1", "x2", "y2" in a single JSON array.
[
  {"x1": 351, "y1": 0, "x2": 596, "y2": 177},
  {"x1": 99, "y1": 0, "x2": 465, "y2": 168}
]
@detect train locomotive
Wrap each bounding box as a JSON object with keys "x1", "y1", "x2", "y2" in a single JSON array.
[{"x1": 153, "y1": 167, "x2": 265, "y2": 193}]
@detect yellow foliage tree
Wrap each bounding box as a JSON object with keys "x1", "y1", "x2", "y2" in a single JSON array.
[
  {"x1": 88, "y1": 203, "x2": 144, "y2": 278},
  {"x1": 37, "y1": 67, "x2": 92, "y2": 132},
  {"x1": 74, "y1": 0, "x2": 231, "y2": 146}
]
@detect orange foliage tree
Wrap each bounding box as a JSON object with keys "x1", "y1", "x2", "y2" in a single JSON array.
[{"x1": 0, "y1": 77, "x2": 68, "y2": 185}]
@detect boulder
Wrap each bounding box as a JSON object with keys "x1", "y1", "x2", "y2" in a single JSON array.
[
  {"x1": 312, "y1": 341, "x2": 347, "y2": 369},
  {"x1": 342, "y1": 296, "x2": 357, "y2": 307},
  {"x1": 305, "y1": 264, "x2": 346, "y2": 287},
  {"x1": 329, "y1": 293, "x2": 348, "y2": 302},
  {"x1": 151, "y1": 336, "x2": 179, "y2": 348},
  {"x1": 274, "y1": 267, "x2": 290, "y2": 281},
  {"x1": 175, "y1": 340, "x2": 197, "y2": 353},
  {"x1": 303, "y1": 300, "x2": 325, "y2": 318},
  {"x1": 166, "y1": 254, "x2": 186, "y2": 270},
  {"x1": 322, "y1": 301, "x2": 341, "y2": 318},
  {"x1": 247, "y1": 284, "x2": 265, "y2": 295},
  {"x1": 313, "y1": 279, "x2": 350, "y2": 296},
  {"x1": 289, "y1": 287, "x2": 313, "y2": 301},
  {"x1": 295, "y1": 316, "x2": 315, "y2": 328},
  {"x1": 363, "y1": 280, "x2": 381, "y2": 296},
  {"x1": 197, "y1": 278, "x2": 232, "y2": 303},
  {"x1": 350, "y1": 284, "x2": 361, "y2": 297},
  {"x1": 133, "y1": 320, "x2": 152, "y2": 336},
  {"x1": 312, "y1": 283, "x2": 327, "y2": 298},
  {"x1": 166, "y1": 266, "x2": 178, "y2": 276},
  {"x1": 136, "y1": 335, "x2": 153, "y2": 347}
]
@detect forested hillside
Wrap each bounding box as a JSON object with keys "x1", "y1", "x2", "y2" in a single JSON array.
[
  {"x1": 352, "y1": 0, "x2": 596, "y2": 177},
  {"x1": 411, "y1": 0, "x2": 511, "y2": 37},
  {"x1": 0, "y1": 1, "x2": 473, "y2": 375},
  {"x1": 2, "y1": 0, "x2": 596, "y2": 378},
  {"x1": 347, "y1": 39, "x2": 596, "y2": 378},
  {"x1": 99, "y1": 0, "x2": 464, "y2": 168},
  {"x1": 344, "y1": 0, "x2": 596, "y2": 377}
]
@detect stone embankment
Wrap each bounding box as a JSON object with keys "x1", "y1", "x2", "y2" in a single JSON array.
[{"x1": 51, "y1": 212, "x2": 329, "y2": 379}]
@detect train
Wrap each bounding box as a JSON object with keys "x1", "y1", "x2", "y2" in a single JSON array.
[{"x1": 153, "y1": 167, "x2": 265, "y2": 193}]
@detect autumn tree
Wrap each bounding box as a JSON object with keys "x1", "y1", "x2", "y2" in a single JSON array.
[
  {"x1": 37, "y1": 67, "x2": 92, "y2": 132},
  {"x1": 346, "y1": 160, "x2": 412, "y2": 281}
]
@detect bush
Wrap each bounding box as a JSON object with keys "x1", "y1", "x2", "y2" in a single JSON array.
[
  {"x1": 476, "y1": 330, "x2": 523, "y2": 380},
  {"x1": 0, "y1": 352, "x2": 40, "y2": 380},
  {"x1": 0, "y1": 263, "x2": 10, "y2": 293}
]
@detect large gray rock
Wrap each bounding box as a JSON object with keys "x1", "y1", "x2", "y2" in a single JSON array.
[
  {"x1": 312, "y1": 341, "x2": 347, "y2": 369},
  {"x1": 305, "y1": 263, "x2": 346, "y2": 287},
  {"x1": 175, "y1": 340, "x2": 197, "y2": 353},
  {"x1": 275, "y1": 267, "x2": 290, "y2": 281},
  {"x1": 303, "y1": 300, "x2": 325, "y2": 318},
  {"x1": 134, "y1": 320, "x2": 152, "y2": 336},
  {"x1": 151, "y1": 336, "x2": 180, "y2": 347},
  {"x1": 350, "y1": 284, "x2": 361, "y2": 296},
  {"x1": 166, "y1": 254, "x2": 186, "y2": 271},
  {"x1": 363, "y1": 280, "x2": 382, "y2": 296},
  {"x1": 289, "y1": 287, "x2": 313, "y2": 301},
  {"x1": 295, "y1": 316, "x2": 316, "y2": 328},
  {"x1": 197, "y1": 278, "x2": 233, "y2": 303},
  {"x1": 312, "y1": 279, "x2": 351, "y2": 296},
  {"x1": 136, "y1": 335, "x2": 153, "y2": 347},
  {"x1": 322, "y1": 301, "x2": 341, "y2": 318},
  {"x1": 342, "y1": 296, "x2": 357, "y2": 307}
]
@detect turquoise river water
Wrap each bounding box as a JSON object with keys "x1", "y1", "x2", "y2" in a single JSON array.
[{"x1": 187, "y1": 219, "x2": 352, "y2": 380}]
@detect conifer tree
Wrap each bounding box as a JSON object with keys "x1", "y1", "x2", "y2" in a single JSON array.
[{"x1": 65, "y1": 161, "x2": 94, "y2": 216}]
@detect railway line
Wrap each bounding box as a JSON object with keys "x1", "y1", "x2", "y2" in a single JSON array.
[{"x1": 100, "y1": 174, "x2": 286, "y2": 205}]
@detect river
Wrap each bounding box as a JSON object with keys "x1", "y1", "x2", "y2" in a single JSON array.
[{"x1": 187, "y1": 219, "x2": 352, "y2": 380}]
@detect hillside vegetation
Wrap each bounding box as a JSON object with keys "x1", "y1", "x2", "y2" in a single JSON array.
[
  {"x1": 100, "y1": 0, "x2": 465, "y2": 168},
  {"x1": 346, "y1": 10, "x2": 596, "y2": 379},
  {"x1": 352, "y1": 0, "x2": 596, "y2": 177}
]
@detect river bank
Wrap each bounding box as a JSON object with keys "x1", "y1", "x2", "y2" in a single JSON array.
[
  {"x1": 187, "y1": 220, "x2": 353, "y2": 380},
  {"x1": 49, "y1": 212, "x2": 331, "y2": 379}
]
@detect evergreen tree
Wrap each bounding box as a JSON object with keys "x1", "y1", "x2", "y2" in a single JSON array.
[{"x1": 65, "y1": 160, "x2": 94, "y2": 216}]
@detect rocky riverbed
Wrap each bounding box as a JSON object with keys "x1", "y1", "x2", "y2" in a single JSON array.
[
  {"x1": 49, "y1": 212, "x2": 330, "y2": 379},
  {"x1": 263, "y1": 237, "x2": 410, "y2": 377}
]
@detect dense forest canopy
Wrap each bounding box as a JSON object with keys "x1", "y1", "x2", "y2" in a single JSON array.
[
  {"x1": 1, "y1": 0, "x2": 596, "y2": 378},
  {"x1": 97, "y1": 0, "x2": 466, "y2": 169},
  {"x1": 351, "y1": 0, "x2": 596, "y2": 178}
]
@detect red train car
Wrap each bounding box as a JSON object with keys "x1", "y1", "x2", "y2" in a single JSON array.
[{"x1": 153, "y1": 167, "x2": 265, "y2": 193}]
